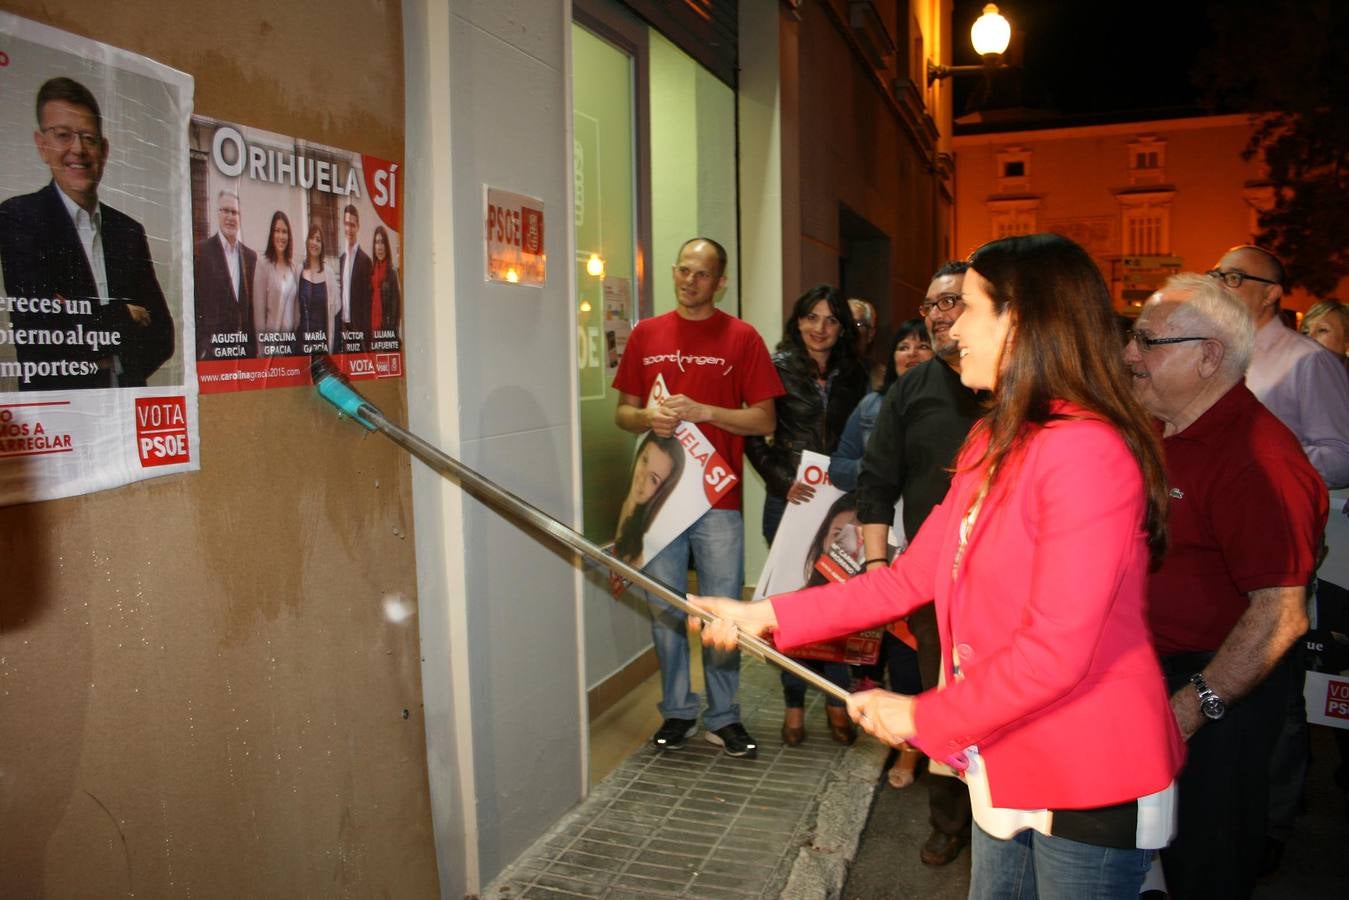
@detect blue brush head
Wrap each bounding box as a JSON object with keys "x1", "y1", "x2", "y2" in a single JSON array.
[{"x1": 311, "y1": 355, "x2": 377, "y2": 430}]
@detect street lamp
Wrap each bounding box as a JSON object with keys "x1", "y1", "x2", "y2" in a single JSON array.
[{"x1": 927, "y1": 3, "x2": 1012, "y2": 85}]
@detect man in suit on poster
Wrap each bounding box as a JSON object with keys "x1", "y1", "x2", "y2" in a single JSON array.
[
  {"x1": 337, "y1": 203, "x2": 372, "y2": 352},
  {"x1": 194, "y1": 189, "x2": 257, "y2": 360},
  {"x1": 0, "y1": 76, "x2": 173, "y2": 390}
]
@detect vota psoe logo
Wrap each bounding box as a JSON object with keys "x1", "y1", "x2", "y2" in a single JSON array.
[{"x1": 135, "y1": 396, "x2": 190, "y2": 467}]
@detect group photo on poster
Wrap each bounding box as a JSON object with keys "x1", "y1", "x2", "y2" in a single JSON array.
[
  {"x1": 190, "y1": 117, "x2": 404, "y2": 393},
  {"x1": 0, "y1": 13, "x2": 196, "y2": 505}
]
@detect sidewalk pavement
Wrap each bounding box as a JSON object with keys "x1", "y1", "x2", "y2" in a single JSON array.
[
  {"x1": 483, "y1": 656, "x2": 890, "y2": 899},
  {"x1": 485, "y1": 657, "x2": 1349, "y2": 898}
]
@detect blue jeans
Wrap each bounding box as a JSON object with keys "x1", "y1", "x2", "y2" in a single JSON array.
[
  {"x1": 761, "y1": 493, "x2": 787, "y2": 543},
  {"x1": 643, "y1": 509, "x2": 744, "y2": 732},
  {"x1": 970, "y1": 824, "x2": 1151, "y2": 900}
]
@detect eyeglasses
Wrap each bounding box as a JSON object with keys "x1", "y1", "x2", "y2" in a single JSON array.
[
  {"x1": 40, "y1": 126, "x2": 104, "y2": 149},
  {"x1": 853, "y1": 320, "x2": 873, "y2": 330},
  {"x1": 1126, "y1": 331, "x2": 1209, "y2": 353},
  {"x1": 1206, "y1": 268, "x2": 1278, "y2": 289},
  {"x1": 918, "y1": 293, "x2": 962, "y2": 316}
]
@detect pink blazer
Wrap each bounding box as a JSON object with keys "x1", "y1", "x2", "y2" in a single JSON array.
[{"x1": 772, "y1": 404, "x2": 1185, "y2": 810}]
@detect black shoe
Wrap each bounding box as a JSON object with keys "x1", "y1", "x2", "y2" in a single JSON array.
[
  {"x1": 920, "y1": 828, "x2": 967, "y2": 866},
  {"x1": 651, "y1": 717, "x2": 698, "y2": 751},
  {"x1": 705, "y1": 722, "x2": 758, "y2": 758}
]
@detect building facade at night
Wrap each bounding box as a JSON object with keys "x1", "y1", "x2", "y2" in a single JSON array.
[{"x1": 951, "y1": 112, "x2": 1332, "y2": 314}]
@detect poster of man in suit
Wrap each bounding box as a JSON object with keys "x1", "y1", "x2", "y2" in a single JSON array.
[{"x1": 0, "y1": 12, "x2": 196, "y2": 506}]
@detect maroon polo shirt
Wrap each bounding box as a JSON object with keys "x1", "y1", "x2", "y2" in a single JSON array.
[{"x1": 1148, "y1": 382, "x2": 1328, "y2": 655}]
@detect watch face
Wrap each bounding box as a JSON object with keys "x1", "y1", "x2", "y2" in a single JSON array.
[{"x1": 1200, "y1": 695, "x2": 1225, "y2": 719}]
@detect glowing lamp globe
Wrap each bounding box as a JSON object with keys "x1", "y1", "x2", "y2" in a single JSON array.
[{"x1": 971, "y1": 4, "x2": 1011, "y2": 57}]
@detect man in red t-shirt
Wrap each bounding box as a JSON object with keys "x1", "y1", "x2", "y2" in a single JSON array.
[
  {"x1": 612, "y1": 237, "x2": 783, "y2": 759},
  {"x1": 1124, "y1": 273, "x2": 1328, "y2": 899}
]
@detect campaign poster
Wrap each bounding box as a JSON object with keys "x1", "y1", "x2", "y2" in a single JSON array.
[
  {"x1": 190, "y1": 116, "x2": 403, "y2": 392},
  {"x1": 1305, "y1": 488, "x2": 1349, "y2": 727},
  {"x1": 484, "y1": 186, "x2": 544, "y2": 287},
  {"x1": 0, "y1": 13, "x2": 197, "y2": 506},
  {"x1": 609, "y1": 374, "x2": 736, "y2": 585},
  {"x1": 753, "y1": 450, "x2": 881, "y2": 665}
]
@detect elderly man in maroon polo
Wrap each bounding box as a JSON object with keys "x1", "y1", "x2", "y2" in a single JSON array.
[{"x1": 1124, "y1": 272, "x2": 1328, "y2": 899}]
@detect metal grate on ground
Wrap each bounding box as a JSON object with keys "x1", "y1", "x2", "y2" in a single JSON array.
[{"x1": 485, "y1": 657, "x2": 877, "y2": 899}]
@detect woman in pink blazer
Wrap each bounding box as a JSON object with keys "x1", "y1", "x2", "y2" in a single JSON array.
[{"x1": 696, "y1": 233, "x2": 1185, "y2": 898}]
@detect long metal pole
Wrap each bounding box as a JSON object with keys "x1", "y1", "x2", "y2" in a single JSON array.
[{"x1": 312, "y1": 358, "x2": 853, "y2": 704}]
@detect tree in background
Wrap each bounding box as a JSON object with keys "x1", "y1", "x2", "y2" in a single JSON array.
[{"x1": 1193, "y1": 1, "x2": 1348, "y2": 296}]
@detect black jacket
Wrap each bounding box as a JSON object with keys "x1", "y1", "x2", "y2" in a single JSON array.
[
  {"x1": 855, "y1": 357, "x2": 984, "y2": 537},
  {"x1": 0, "y1": 182, "x2": 175, "y2": 389},
  {"x1": 746, "y1": 348, "x2": 868, "y2": 496}
]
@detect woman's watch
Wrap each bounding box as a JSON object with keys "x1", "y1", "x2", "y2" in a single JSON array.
[{"x1": 1189, "y1": 673, "x2": 1226, "y2": 721}]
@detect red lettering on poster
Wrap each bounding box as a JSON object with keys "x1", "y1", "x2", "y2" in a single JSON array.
[
  {"x1": 135, "y1": 396, "x2": 189, "y2": 467},
  {"x1": 362, "y1": 155, "x2": 402, "y2": 232},
  {"x1": 801, "y1": 463, "x2": 830, "y2": 486},
  {"x1": 1327, "y1": 680, "x2": 1349, "y2": 720}
]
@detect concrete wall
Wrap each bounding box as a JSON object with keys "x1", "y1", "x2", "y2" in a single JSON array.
[{"x1": 403, "y1": 0, "x2": 584, "y2": 894}]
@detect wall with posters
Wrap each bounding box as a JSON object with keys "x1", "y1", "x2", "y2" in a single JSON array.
[{"x1": 0, "y1": 2, "x2": 439, "y2": 898}]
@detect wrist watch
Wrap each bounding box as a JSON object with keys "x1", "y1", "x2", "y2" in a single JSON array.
[{"x1": 1189, "y1": 673, "x2": 1226, "y2": 721}]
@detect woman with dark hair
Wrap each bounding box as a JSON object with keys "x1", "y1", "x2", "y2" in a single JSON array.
[
  {"x1": 697, "y1": 233, "x2": 1184, "y2": 897},
  {"x1": 297, "y1": 223, "x2": 340, "y2": 355},
  {"x1": 369, "y1": 225, "x2": 402, "y2": 340},
  {"x1": 613, "y1": 432, "x2": 685, "y2": 567},
  {"x1": 746, "y1": 283, "x2": 869, "y2": 746},
  {"x1": 252, "y1": 210, "x2": 299, "y2": 356},
  {"x1": 801, "y1": 492, "x2": 863, "y2": 587}
]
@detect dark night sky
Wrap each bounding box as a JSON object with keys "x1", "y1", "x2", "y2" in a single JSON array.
[{"x1": 951, "y1": 1, "x2": 1217, "y2": 119}]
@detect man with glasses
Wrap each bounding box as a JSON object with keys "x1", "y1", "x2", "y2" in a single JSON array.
[
  {"x1": 0, "y1": 77, "x2": 173, "y2": 390},
  {"x1": 1209, "y1": 245, "x2": 1349, "y2": 878},
  {"x1": 855, "y1": 260, "x2": 983, "y2": 867},
  {"x1": 1125, "y1": 273, "x2": 1327, "y2": 899},
  {"x1": 1208, "y1": 245, "x2": 1349, "y2": 489}
]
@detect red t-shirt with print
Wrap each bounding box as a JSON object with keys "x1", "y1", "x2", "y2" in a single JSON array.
[{"x1": 613, "y1": 309, "x2": 783, "y2": 510}]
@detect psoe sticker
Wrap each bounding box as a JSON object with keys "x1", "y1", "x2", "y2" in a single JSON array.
[{"x1": 135, "y1": 396, "x2": 190, "y2": 467}]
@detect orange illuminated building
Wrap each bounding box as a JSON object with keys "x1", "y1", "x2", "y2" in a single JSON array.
[{"x1": 953, "y1": 112, "x2": 1332, "y2": 316}]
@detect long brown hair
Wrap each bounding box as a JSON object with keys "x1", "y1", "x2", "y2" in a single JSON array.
[
  {"x1": 963, "y1": 233, "x2": 1168, "y2": 564},
  {"x1": 304, "y1": 223, "x2": 325, "y2": 272}
]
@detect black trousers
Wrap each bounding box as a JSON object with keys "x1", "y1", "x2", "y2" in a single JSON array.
[
  {"x1": 910, "y1": 602, "x2": 972, "y2": 836},
  {"x1": 1158, "y1": 651, "x2": 1294, "y2": 900}
]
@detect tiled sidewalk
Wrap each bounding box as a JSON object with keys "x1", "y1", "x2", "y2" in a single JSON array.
[{"x1": 484, "y1": 657, "x2": 887, "y2": 899}]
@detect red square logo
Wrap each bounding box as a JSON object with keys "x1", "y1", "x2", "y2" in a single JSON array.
[
  {"x1": 134, "y1": 396, "x2": 190, "y2": 467},
  {"x1": 1326, "y1": 679, "x2": 1349, "y2": 721},
  {"x1": 521, "y1": 206, "x2": 544, "y2": 255}
]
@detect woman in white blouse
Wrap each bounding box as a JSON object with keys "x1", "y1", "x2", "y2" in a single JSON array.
[{"x1": 252, "y1": 210, "x2": 299, "y2": 356}]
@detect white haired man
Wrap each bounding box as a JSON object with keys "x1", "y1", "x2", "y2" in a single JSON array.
[{"x1": 1125, "y1": 273, "x2": 1328, "y2": 898}]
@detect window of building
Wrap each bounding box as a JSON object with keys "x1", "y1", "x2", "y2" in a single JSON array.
[
  {"x1": 996, "y1": 146, "x2": 1031, "y2": 192},
  {"x1": 988, "y1": 197, "x2": 1040, "y2": 239},
  {"x1": 1128, "y1": 137, "x2": 1166, "y2": 186},
  {"x1": 1116, "y1": 191, "x2": 1174, "y2": 255}
]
